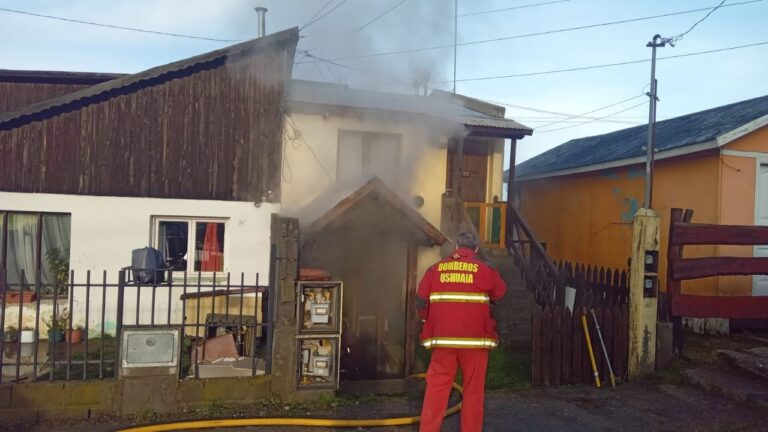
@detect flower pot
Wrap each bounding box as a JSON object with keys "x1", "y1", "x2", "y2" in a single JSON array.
[
  {"x1": 66, "y1": 328, "x2": 83, "y2": 344},
  {"x1": 20, "y1": 329, "x2": 36, "y2": 343},
  {"x1": 3, "y1": 292, "x2": 36, "y2": 304},
  {"x1": 47, "y1": 330, "x2": 64, "y2": 343}
]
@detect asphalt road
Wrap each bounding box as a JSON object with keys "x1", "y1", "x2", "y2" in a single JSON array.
[{"x1": 8, "y1": 379, "x2": 767, "y2": 432}]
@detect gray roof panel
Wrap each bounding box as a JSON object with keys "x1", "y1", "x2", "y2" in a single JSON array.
[{"x1": 516, "y1": 94, "x2": 768, "y2": 178}]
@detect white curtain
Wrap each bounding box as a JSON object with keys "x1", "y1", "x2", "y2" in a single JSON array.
[
  {"x1": 41, "y1": 214, "x2": 71, "y2": 294},
  {"x1": 6, "y1": 214, "x2": 39, "y2": 289}
]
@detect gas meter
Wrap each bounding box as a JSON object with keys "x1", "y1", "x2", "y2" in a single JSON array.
[{"x1": 296, "y1": 281, "x2": 342, "y2": 389}]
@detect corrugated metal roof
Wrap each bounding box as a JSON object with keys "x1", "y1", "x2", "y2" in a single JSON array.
[
  {"x1": 516, "y1": 94, "x2": 768, "y2": 179},
  {"x1": 287, "y1": 80, "x2": 532, "y2": 133},
  {"x1": 0, "y1": 28, "x2": 299, "y2": 130}
]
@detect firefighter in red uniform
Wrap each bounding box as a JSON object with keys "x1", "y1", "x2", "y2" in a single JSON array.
[{"x1": 416, "y1": 231, "x2": 507, "y2": 432}]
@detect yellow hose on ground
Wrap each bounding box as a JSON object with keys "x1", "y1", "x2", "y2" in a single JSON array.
[{"x1": 118, "y1": 373, "x2": 462, "y2": 431}]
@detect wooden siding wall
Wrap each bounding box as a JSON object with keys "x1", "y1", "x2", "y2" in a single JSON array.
[
  {"x1": 0, "y1": 82, "x2": 92, "y2": 114},
  {"x1": 0, "y1": 47, "x2": 293, "y2": 202}
]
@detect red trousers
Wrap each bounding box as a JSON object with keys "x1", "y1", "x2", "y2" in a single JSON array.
[{"x1": 419, "y1": 348, "x2": 489, "y2": 432}]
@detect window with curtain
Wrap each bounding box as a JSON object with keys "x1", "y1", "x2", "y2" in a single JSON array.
[
  {"x1": 0, "y1": 212, "x2": 71, "y2": 295},
  {"x1": 337, "y1": 131, "x2": 401, "y2": 186},
  {"x1": 154, "y1": 218, "x2": 226, "y2": 273}
]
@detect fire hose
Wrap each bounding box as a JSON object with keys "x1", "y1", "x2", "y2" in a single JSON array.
[{"x1": 117, "y1": 373, "x2": 462, "y2": 431}]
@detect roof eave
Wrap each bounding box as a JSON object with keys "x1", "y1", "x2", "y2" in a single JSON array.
[
  {"x1": 0, "y1": 27, "x2": 299, "y2": 129},
  {"x1": 516, "y1": 139, "x2": 720, "y2": 181},
  {"x1": 716, "y1": 113, "x2": 768, "y2": 146}
]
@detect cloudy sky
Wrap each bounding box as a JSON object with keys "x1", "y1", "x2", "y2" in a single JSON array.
[{"x1": 1, "y1": 0, "x2": 766, "y2": 164}]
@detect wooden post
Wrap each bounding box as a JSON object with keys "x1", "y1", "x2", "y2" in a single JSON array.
[
  {"x1": 505, "y1": 139, "x2": 517, "y2": 249},
  {"x1": 452, "y1": 137, "x2": 465, "y2": 199},
  {"x1": 405, "y1": 243, "x2": 419, "y2": 375},
  {"x1": 628, "y1": 208, "x2": 660, "y2": 378}
]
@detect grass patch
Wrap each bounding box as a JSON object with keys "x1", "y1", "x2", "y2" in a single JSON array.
[
  {"x1": 414, "y1": 346, "x2": 531, "y2": 391},
  {"x1": 485, "y1": 348, "x2": 531, "y2": 390}
]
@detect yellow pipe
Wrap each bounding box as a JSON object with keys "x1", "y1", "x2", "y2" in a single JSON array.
[
  {"x1": 581, "y1": 314, "x2": 601, "y2": 388},
  {"x1": 117, "y1": 373, "x2": 462, "y2": 432}
]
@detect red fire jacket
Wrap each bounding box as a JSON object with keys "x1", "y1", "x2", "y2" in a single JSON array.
[{"x1": 416, "y1": 248, "x2": 507, "y2": 349}]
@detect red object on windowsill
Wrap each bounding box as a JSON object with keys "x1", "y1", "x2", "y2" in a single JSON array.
[{"x1": 2, "y1": 291, "x2": 37, "y2": 304}]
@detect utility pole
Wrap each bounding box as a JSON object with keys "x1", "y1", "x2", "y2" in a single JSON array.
[
  {"x1": 453, "y1": 0, "x2": 458, "y2": 94},
  {"x1": 644, "y1": 34, "x2": 670, "y2": 209}
]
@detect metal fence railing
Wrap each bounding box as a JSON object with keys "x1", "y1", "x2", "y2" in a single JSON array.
[{"x1": 0, "y1": 268, "x2": 272, "y2": 383}]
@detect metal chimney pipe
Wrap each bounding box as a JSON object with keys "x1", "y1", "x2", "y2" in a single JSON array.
[{"x1": 255, "y1": 7, "x2": 268, "y2": 37}]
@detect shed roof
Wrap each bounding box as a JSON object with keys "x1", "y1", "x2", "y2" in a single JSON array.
[
  {"x1": 0, "y1": 27, "x2": 299, "y2": 130},
  {"x1": 287, "y1": 79, "x2": 532, "y2": 137},
  {"x1": 298, "y1": 176, "x2": 448, "y2": 246},
  {"x1": 515, "y1": 94, "x2": 768, "y2": 180}
]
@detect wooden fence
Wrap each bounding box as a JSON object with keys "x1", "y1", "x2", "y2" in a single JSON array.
[
  {"x1": 532, "y1": 262, "x2": 629, "y2": 387},
  {"x1": 668, "y1": 208, "x2": 768, "y2": 352}
]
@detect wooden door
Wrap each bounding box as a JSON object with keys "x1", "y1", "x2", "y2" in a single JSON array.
[{"x1": 461, "y1": 153, "x2": 488, "y2": 203}]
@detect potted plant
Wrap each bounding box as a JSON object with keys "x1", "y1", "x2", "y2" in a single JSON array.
[
  {"x1": 2, "y1": 326, "x2": 18, "y2": 343},
  {"x1": 43, "y1": 308, "x2": 69, "y2": 343},
  {"x1": 45, "y1": 247, "x2": 70, "y2": 297},
  {"x1": 66, "y1": 324, "x2": 84, "y2": 344},
  {"x1": 20, "y1": 325, "x2": 36, "y2": 343}
]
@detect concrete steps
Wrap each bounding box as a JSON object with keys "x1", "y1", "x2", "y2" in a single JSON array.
[{"x1": 486, "y1": 252, "x2": 535, "y2": 348}]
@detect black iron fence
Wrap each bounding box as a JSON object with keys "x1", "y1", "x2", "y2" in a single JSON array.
[{"x1": 0, "y1": 268, "x2": 272, "y2": 383}]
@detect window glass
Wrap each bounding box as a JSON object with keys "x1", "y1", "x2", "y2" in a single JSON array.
[
  {"x1": 194, "y1": 222, "x2": 225, "y2": 272},
  {"x1": 158, "y1": 221, "x2": 188, "y2": 271},
  {"x1": 368, "y1": 134, "x2": 400, "y2": 185},
  {"x1": 6, "y1": 214, "x2": 39, "y2": 288},
  {"x1": 337, "y1": 131, "x2": 364, "y2": 182},
  {"x1": 40, "y1": 215, "x2": 72, "y2": 296},
  {"x1": 337, "y1": 131, "x2": 401, "y2": 185}
]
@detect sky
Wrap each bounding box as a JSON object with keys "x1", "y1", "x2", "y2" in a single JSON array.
[{"x1": 1, "y1": 0, "x2": 767, "y2": 165}]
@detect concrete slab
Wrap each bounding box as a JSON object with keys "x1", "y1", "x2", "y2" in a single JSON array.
[
  {"x1": 717, "y1": 349, "x2": 768, "y2": 381},
  {"x1": 683, "y1": 367, "x2": 768, "y2": 408}
]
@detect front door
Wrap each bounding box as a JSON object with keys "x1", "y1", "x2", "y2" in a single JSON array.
[
  {"x1": 754, "y1": 163, "x2": 768, "y2": 295},
  {"x1": 461, "y1": 152, "x2": 489, "y2": 203}
]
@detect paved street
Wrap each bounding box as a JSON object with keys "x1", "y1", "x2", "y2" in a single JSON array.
[{"x1": 7, "y1": 378, "x2": 767, "y2": 432}]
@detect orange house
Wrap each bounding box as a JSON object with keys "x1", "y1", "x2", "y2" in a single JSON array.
[{"x1": 514, "y1": 95, "x2": 768, "y2": 297}]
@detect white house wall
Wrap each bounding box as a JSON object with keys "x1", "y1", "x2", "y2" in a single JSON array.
[
  {"x1": 283, "y1": 112, "x2": 448, "y2": 285},
  {"x1": 1, "y1": 191, "x2": 276, "y2": 336}
]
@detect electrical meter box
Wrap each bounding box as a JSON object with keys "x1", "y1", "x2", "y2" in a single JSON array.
[
  {"x1": 296, "y1": 337, "x2": 340, "y2": 389},
  {"x1": 296, "y1": 281, "x2": 342, "y2": 389},
  {"x1": 297, "y1": 282, "x2": 342, "y2": 335}
]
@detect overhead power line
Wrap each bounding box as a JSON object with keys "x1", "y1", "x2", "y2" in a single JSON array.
[
  {"x1": 298, "y1": 50, "x2": 413, "y2": 87},
  {"x1": 352, "y1": 0, "x2": 408, "y2": 33},
  {"x1": 296, "y1": 0, "x2": 762, "y2": 63},
  {"x1": 449, "y1": 40, "x2": 768, "y2": 83},
  {"x1": 670, "y1": 0, "x2": 728, "y2": 43},
  {"x1": 300, "y1": 0, "x2": 335, "y2": 30},
  {"x1": 459, "y1": 0, "x2": 571, "y2": 17},
  {"x1": 536, "y1": 101, "x2": 648, "y2": 133},
  {"x1": 480, "y1": 98, "x2": 641, "y2": 125},
  {"x1": 301, "y1": 0, "x2": 350, "y2": 31},
  {"x1": 0, "y1": 7, "x2": 238, "y2": 42},
  {"x1": 534, "y1": 94, "x2": 646, "y2": 130}
]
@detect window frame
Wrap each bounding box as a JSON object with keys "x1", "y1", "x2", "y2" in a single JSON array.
[
  {"x1": 151, "y1": 216, "x2": 229, "y2": 275},
  {"x1": 336, "y1": 130, "x2": 402, "y2": 184},
  {"x1": 0, "y1": 210, "x2": 72, "y2": 297}
]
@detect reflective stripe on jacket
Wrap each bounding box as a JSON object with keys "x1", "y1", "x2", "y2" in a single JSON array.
[{"x1": 417, "y1": 247, "x2": 507, "y2": 349}]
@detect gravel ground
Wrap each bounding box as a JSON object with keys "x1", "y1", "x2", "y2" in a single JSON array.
[{"x1": 5, "y1": 379, "x2": 767, "y2": 432}]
